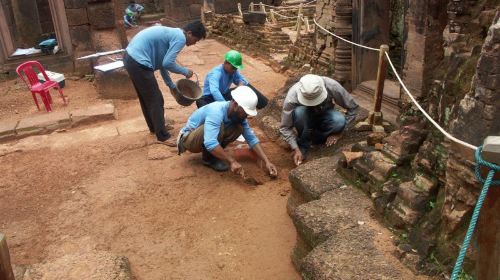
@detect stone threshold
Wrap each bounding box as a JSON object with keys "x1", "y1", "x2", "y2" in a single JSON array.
[{"x1": 0, "y1": 102, "x2": 117, "y2": 143}]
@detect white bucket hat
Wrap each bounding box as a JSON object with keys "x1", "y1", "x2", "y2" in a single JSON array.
[
  {"x1": 297, "y1": 74, "x2": 327, "y2": 106},
  {"x1": 231, "y1": 86, "x2": 258, "y2": 117}
]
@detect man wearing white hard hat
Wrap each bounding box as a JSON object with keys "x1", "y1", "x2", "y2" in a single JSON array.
[
  {"x1": 177, "y1": 86, "x2": 277, "y2": 176},
  {"x1": 280, "y1": 74, "x2": 359, "y2": 166}
]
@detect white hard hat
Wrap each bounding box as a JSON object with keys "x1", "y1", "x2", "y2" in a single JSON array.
[
  {"x1": 298, "y1": 74, "x2": 327, "y2": 106},
  {"x1": 231, "y1": 86, "x2": 258, "y2": 117}
]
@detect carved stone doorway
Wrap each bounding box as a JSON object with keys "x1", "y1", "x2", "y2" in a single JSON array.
[
  {"x1": 351, "y1": 0, "x2": 402, "y2": 123},
  {"x1": 0, "y1": 0, "x2": 72, "y2": 66}
]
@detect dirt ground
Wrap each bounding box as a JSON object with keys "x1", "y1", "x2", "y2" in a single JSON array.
[{"x1": 0, "y1": 39, "x2": 300, "y2": 279}]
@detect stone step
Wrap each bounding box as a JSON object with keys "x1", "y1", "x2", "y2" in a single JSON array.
[
  {"x1": 291, "y1": 187, "x2": 406, "y2": 279},
  {"x1": 288, "y1": 156, "x2": 345, "y2": 214}
]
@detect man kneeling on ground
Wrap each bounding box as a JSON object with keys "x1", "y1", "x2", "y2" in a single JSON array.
[
  {"x1": 196, "y1": 50, "x2": 268, "y2": 109},
  {"x1": 177, "y1": 86, "x2": 278, "y2": 176},
  {"x1": 280, "y1": 74, "x2": 359, "y2": 166}
]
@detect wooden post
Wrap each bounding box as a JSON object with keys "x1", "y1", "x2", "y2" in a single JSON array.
[
  {"x1": 304, "y1": 16, "x2": 310, "y2": 32},
  {"x1": 250, "y1": 2, "x2": 254, "y2": 12},
  {"x1": 269, "y1": 9, "x2": 277, "y2": 24},
  {"x1": 298, "y1": 3, "x2": 303, "y2": 16},
  {"x1": 477, "y1": 136, "x2": 500, "y2": 280},
  {"x1": 369, "y1": 44, "x2": 389, "y2": 125},
  {"x1": 237, "y1": 3, "x2": 243, "y2": 17},
  {"x1": 260, "y1": 2, "x2": 266, "y2": 13},
  {"x1": 0, "y1": 234, "x2": 15, "y2": 280},
  {"x1": 296, "y1": 14, "x2": 303, "y2": 38}
]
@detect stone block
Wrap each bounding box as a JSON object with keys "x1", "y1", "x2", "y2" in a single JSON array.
[
  {"x1": 367, "y1": 132, "x2": 386, "y2": 146},
  {"x1": 88, "y1": 2, "x2": 116, "y2": 29},
  {"x1": 413, "y1": 173, "x2": 438, "y2": 194},
  {"x1": 341, "y1": 151, "x2": 364, "y2": 168},
  {"x1": 66, "y1": 8, "x2": 89, "y2": 26},
  {"x1": 70, "y1": 26, "x2": 93, "y2": 52},
  {"x1": 288, "y1": 157, "x2": 345, "y2": 204},
  {"x1": 189, "y1": 4, "x2": 202, "y2": 17},
  {"x1": 291, "y1": 188, "x2": 372, "y2": 249},
  {"x1": 64, "y1": 0, "x2": 88, "y2": 9},
  {"x1": 0, "y1": 119, "x2": 18, "y2": 142},
  {"x1": 73, "y1": 51, "x2": 93, "y2": 76},
  {"x1": 16, "y1": 112, "x2": 71, "y2": 137},
  {"x1": 242, "y1": 12, "x2": 267, "y2": 25},
  {"x1": 366, "y1": 151, "x2": 396, "y2": 185},
  {"x1": 397, "y1": 181, "x2": 429, "y2": 211},
  {"x1": 354, "y1": 121, "x2": 372, "y2": 131},
  {"x1": 482, "y1": 136, "x2": 500, "y2": 165},
  {"x1": 300, "y1": 228, "x2": 402, "y2": 280},
  {"x1": 372, "y1": 125, "x2": 385, "y2": 133},
  {"x1": 256, "y1": 115, "x2": 281, "y2": 140},
  {"x1": 95, "y1": 68, "x2": 137, "y2": 100},
  {"x1": 386, "y1": 198, "x2": 422, "y2": 228},
  {"x1": 71, "y1": 103, "x2": 116, "y2": 127}
]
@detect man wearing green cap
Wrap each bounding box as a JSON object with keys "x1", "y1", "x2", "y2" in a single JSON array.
[{"x1": 196, "y1": 50, "x2": 268, "y2": 109}]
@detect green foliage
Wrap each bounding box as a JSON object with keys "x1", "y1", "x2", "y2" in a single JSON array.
[{"x1": 457, "y1": 269, "x2": 474, "y2": 280}]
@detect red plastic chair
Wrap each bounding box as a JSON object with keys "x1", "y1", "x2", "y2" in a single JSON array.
[{"x1": 16, "y1": 60, "x2": 67, "y2": 112}]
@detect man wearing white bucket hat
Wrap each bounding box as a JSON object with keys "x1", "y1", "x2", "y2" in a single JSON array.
[
  {"x1": 280, "y1": 74, "x2": 359, "y2": 166},
  {"x1": 177, "y1": 86, "x2": 277, "y2": 176}
]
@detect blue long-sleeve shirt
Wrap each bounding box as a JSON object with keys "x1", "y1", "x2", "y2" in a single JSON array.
[
  {"x1": 180, "y1": 101, "x2": 259, "y2": 151},
  {"x1": 126, "y1": 26, "x2": 189, "y2": 88},
  {"x1": 203, "y1": 64, "x2": 249, "y2": 101}
]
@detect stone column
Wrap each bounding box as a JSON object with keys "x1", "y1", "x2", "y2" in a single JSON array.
[
  {"x1": 11, "y1": 0, "x2": 43, "y2": 47},
  {"x1": 402, "y1": 0, "x2": 448, "y2": 99}
]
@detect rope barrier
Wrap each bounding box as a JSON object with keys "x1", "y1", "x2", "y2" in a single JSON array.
[
  {"x1": 272, "y1": 10, "x2": 299, "y2": 19},
  {"x1": 313, "y1": 18, "x2": 380, "y2": 52},
  {"x1": 449, "y1": 147, "x2": 499, "y2": 280},
  {"x1": 250, "y1": 0, "x2": 317, "y2": 9},
  {"x1": 385, "y1": 52, "x2": 478, "y2": 150}
]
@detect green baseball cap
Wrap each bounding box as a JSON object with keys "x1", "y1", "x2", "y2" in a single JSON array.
[{"x1": 224, "y1": 50, "x2": 244, "y2": 70}]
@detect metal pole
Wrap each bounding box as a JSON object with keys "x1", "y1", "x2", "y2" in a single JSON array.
[
  {"x1": 0, "y1": 234, "x2": 15, "y2": 280},
  {"x1": 373, "y1": 45, "x2": 389, "y2": 116}
]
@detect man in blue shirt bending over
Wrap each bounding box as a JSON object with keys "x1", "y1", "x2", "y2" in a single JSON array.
[
  {"x1": 195, "y1": 50, "x2": 268, "y2": 109},
  {"x1": 177, "y1": 86, "x2": 277, "y2": 176},
  {"x1": 124, "y1": 21, "x2": 206, "y2": 144}
]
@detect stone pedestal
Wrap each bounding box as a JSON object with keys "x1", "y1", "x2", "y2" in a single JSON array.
[{"x1": 95, "y1": 69, "x2": 137, "y2": 100}]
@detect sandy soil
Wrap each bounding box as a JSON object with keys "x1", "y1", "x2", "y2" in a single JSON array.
[{"x1": 0, "y1": 39, "x2": 299, "y2": 279}]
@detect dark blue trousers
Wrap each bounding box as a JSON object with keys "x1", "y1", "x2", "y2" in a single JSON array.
[{"x1": 292, "y1": 106, "x2": 346, "y2": 152}]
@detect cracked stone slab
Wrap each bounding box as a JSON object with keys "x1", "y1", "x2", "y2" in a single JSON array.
[
  {"x1": 300, "y1": 227, "x2": 403, "y2": 280},
  {"x1": 71, "y1": 103, "x2": 116, "y2": 127},
  {"x1": 16, "y1": 112, "x2": 71, "y2": 137},
  {"x1": 0, "y1": 119, "x2": 19, "y2": 142},
  {"x1": 289, "y1": 156, "x2": 345, "y2": 203},
  {"x1": 291, "y1": 187, "x2": 372, "y2": 250}
]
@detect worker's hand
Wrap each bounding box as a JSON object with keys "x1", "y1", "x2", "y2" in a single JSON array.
[
  {"x1": 266, "y1": 161, "x2": 278, "y2": 178},
  {"x1": 230, "y1": 160, "x2": 243, "y2": 174},
  {"x1": 185, "y1": 69, "x2": 194, "y2": 79},
  {"x1": 326, "y1": 134, "x2": 342, "y2": 147},
  {"x1": 293, "y1": 148, "x2": 304, "y2": 166}
]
